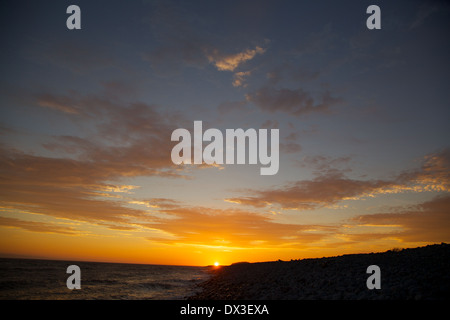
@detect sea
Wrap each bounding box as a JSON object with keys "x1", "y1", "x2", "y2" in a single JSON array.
[{"x1": 0, "y1": 258, "x2": 213, "y2": 300}]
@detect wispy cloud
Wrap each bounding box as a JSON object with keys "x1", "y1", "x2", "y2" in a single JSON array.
[
  {"x1": 0, "y1": 216, "x2": 79, "y2": 235},
  {"x1": 246, "y1": 86, "x2": 342, "y2": 117},
  {"x1": 225, "y1": 149, "x2": 450, "y2": 210},
  {"x1": 349, "y1": 194, "x2": 450, "y2": 243},
  {"x1": 31, "y1": 91, "x2": 188, "y2": 176},
  {"x1": 37, "y1": 94, "x2": 80, "y2": 114},
  {"x1": 0, "y1": 148, "x2": 150, "y2": 225},
  {"x1": 226, "y1": 173, "x2": 394, "y2": 210},
  {"x1": 299, "y1": 155, "x2": 353, "y2": 176},
  {"x1": 145, "y1": 206, "x2": 336, "y2": 247},
  {"x1": 207, "y1": 46, "x2": 265, "y2": 72},
  {"x1": 232, "y1": 71, "x2": 252, "y2": 87},
  {"x1": 410, "y1": 3, "x2": 440, "y2": 30}
]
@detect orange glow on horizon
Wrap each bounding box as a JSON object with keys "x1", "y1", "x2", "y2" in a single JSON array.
[{"x1": 1, "y1": 224, "x2": 438, "y2": 267}]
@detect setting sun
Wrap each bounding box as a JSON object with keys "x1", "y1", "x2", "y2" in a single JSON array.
[{"x1": 214, "y1": 262, "x2": 220, "y2": 267}]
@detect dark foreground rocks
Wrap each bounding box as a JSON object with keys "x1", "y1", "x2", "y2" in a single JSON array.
[{"x1": 189, "y1": 243, "x2": 450, "y2": 300}]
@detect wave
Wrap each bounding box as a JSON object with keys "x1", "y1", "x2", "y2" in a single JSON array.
[{"x1": 0, "y1": 258, "x2": 212, "y2": 299}]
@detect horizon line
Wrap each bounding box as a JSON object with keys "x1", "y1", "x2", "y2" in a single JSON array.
[{"x1": 1, "y1": 242, "x2": 447, "y2": 267}]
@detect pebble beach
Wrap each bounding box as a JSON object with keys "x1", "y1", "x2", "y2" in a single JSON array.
[{"x1": 189, "y1": 243, "x2": 450, "y2": 300}]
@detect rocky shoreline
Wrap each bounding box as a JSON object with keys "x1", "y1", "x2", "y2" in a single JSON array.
[{"x1": 189, "y1": 243, "x2": 450, "y2": 300}]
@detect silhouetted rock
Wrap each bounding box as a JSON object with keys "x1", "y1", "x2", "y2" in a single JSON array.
[{"x1": 188, "y1": 243, "x2": 450, "y2": 300}]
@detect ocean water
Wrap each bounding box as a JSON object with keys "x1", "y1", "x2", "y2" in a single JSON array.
[{"x1": 0, "y1": 258, "x2": 212, "y2": 300}]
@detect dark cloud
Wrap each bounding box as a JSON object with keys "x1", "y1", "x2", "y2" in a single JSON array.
[
  {"x1": 300, "y1": 155, "x2": 353, "y2": 176},
  {"x1": 267, "y1": 63, "x2": 320, "y2": 85},
  {"x1": 279, "y1": 141, "x2": 302, "y2": 154},
  {"x1": 142, "y1": 0, "x2": 268, "y2": 81},
  {"x1": 226, "y1": 172, "x2": 393, "y2": 210},
  {"x1": 226, "y1": 149, "x2": 450, "y2": 210},
  {"x1": 350, "y1": 194, "x2": 450, "y2": 243},
  {"x1": 217, "y1": 100, "x2": 249, "y2": 115},
  {"x1": 0, "y1": 145, "x2": 339, "y2": 247},
  {"x1": 33, "y1": 91, "x2": 186, "y2": 175},
  {"x1": 246, "y1": 86, "x2": 342, "y2": 117},
  {"x1": 0, "y1": 90, "x2": 192, "y2": 227},
  {"x1": 0, "y1": 147, "x2": 150, "y2": 224}
]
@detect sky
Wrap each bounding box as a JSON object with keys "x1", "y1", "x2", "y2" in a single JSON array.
[{"x1": 0, "y1": 0, "x2": 449, "y2": 266}]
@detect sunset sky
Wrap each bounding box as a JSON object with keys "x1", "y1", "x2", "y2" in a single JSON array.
[{"x1": 1, "y1": 0, "x2": 449, "y2": 266}]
